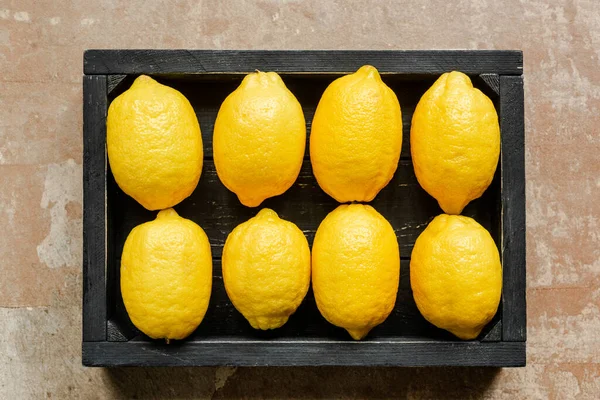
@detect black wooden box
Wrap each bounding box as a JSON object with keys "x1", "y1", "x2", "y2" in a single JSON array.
[{"x1": 83, "y1": 50, "x2": 525, "y2": 367}]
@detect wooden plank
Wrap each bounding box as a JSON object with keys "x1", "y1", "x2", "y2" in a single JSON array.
[
  {"x1": 106, "y1": 159, "x2": 499, "y2": 260},
  {"x1": 500, "y1": 75, "x2": 526, "y2": 342},
  {"x1": 82, "y1": 75, "x2": 107, "y2": 341},
  {"x1": 83, "y1": 341, "x2": 525, "y2": 367},
  {"x1": 84, "y1": 50, "x2": 523, "y2": 75}
]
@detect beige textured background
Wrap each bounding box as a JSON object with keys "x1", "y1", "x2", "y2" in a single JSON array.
[{"x1": 1, "y1": 0, "x2": 599, "y2": 398}]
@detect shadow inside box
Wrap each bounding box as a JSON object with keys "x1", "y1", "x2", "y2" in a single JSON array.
[{"x1": 103, "y1": 365, "x2": 502, "y2": 399}]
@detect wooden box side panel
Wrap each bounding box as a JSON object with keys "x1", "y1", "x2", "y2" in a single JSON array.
[
  {"x1": 500, "y1": 75, "x2": 526, "y2": 342},
  {"x1": 83, "y1": 341, "x2": 526, "y2": 367},
  {"x1": 84, "y1": 50, "x2": 523, "y2": 75},
  {"x1": 83, "y1": 75, "x2": 108, "y2": 342}
]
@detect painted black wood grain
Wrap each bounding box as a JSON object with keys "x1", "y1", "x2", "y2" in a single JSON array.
[
  {"x1": 478, "y1": 73, "x2": 500, "y2": 96},
  {"x1": 500, "y1": 76, "x2": 526, "y2": 342},
  {"x1": 481, "y1": 321, "x2": 503, "y2": 342},
  {"x1": 83, "y1": 341, "x2": 525, "y2": 367},
  {"x1": 84, "y1": 50, "x2": 523, "y2": 75},
  {"x1": 106, "y1": 319, "x2": 128, "y2": 342},
  {"x1": 106, "y1": 159, "x2": 499, "y2": 261},
  {"x1": 82, "y1": 75, "x2": 107, "y2": 341},
  {"x1": 107, "y1": 74, "x2": 127, "y2": 96}
]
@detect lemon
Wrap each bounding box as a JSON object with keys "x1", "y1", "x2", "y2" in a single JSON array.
[
  {"x1": 312, "y1": 204, "x2": 400, "y2": 340},
  {"x1": 120, "y1": 209, "x2": 212, "y2": 340},
  {"x1": 213, "y1": 72, "x2": 306, "y2": 207},
  {"x1": 410, "y1": 214, "x2": 502, "y2": 340},
  {"x1": 222, "y1": 208, "x2": 310, "y2": 329},
  {"x1": 310, "y1": 65, "x2": 403, "y2": 203},
  {"x1": 411, "y1": 71, "x2": 500, "y2": 215},
  {"x1": 107, "y1": 75, "x2": 203, "y2": 211}
]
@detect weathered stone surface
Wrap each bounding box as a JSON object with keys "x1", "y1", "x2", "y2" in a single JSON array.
[{"x1": 1, "y1": 0, "x2": 598, "y2": 398}]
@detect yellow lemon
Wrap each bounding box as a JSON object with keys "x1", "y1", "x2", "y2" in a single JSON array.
[
  {"x1": 223, "y1": 209, "x2": 311, "y2": 329},
  {"x1": 107, "y1": 75, "x2": 203, "y2": 211},
  {"x1": 213, "y1": 72, "x2": 306, "y2": 207},
  {"x1": 310, "y1": 65, "x2": 403, "y2": 203},
  {"x1": 411, "y1": 71, "x2": 500, "y2": 214},
  {"x1": 410, "y1": 214, "x2": 502, "y2": 340},
  {"x1": 312, "y1": 204, "x2": 400, "y2": 340},
  {"x1": 120, "y1": 209, "x2": 212, "y2": 340}
]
